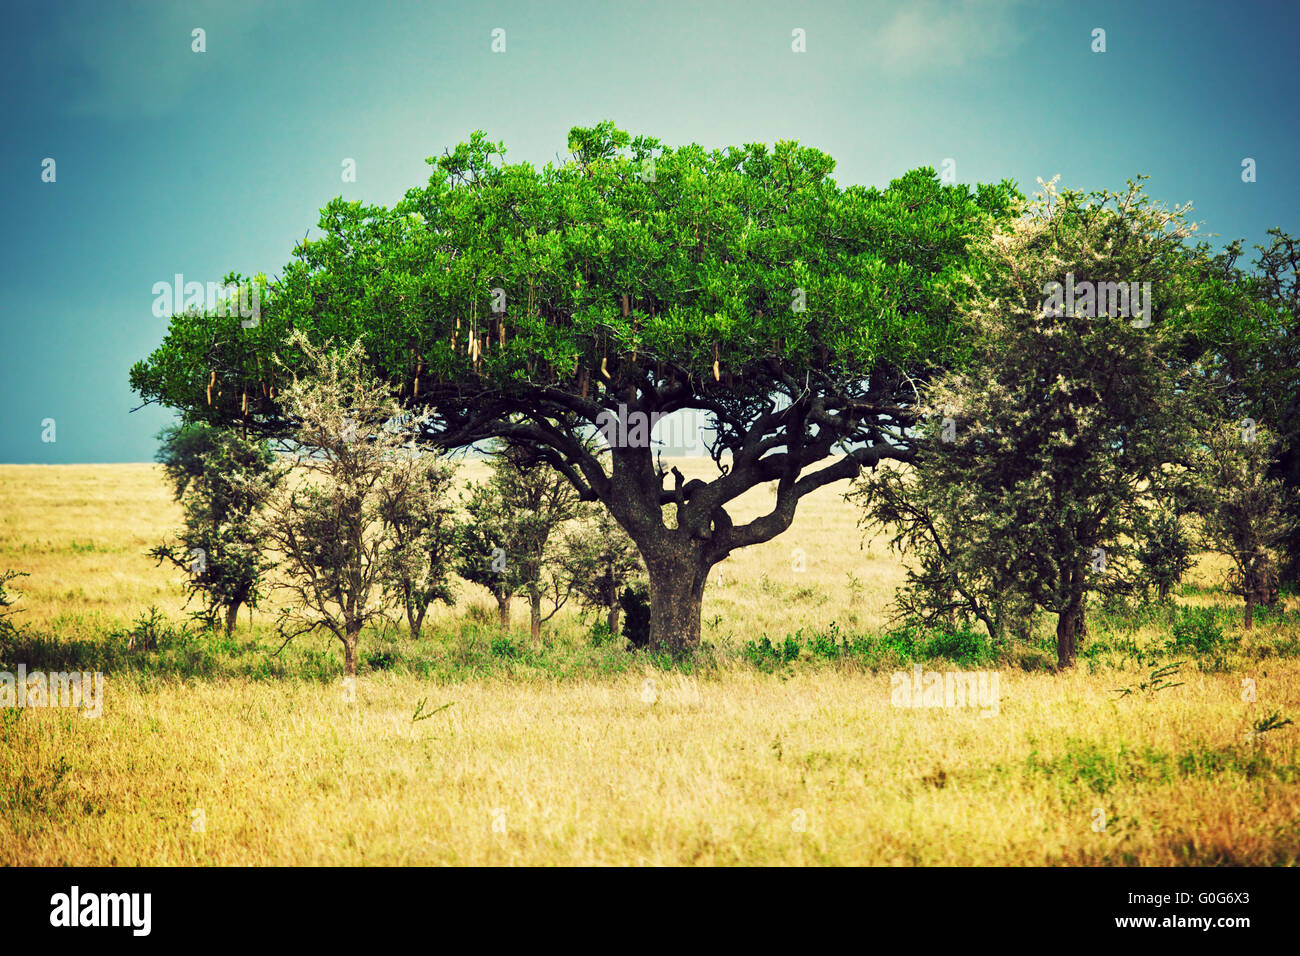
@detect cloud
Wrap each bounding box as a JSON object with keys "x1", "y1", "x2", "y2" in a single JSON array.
[{"x1": 863, "y1": 0, "x2": 1030, "y2": 73}]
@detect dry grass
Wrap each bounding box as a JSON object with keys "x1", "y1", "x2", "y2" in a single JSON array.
[{"x1": 1, "y1": 462, "x2": 1298, "y2": 865}]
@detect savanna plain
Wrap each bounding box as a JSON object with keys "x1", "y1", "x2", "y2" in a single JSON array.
[{"x1": 1, "y1": 461, "x2": 1297, "y2": 865}]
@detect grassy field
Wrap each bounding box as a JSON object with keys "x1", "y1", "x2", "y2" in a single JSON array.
[{"x1": 1, "y1": 462, "x2": 1298, "y2": 865}]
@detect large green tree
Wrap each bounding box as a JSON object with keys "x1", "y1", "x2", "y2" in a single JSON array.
[{"x1": 131, "y1": 122, "x2": 1018, "y2": 652}]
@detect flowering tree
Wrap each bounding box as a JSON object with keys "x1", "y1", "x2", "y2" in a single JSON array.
[{"x1": 859, "y1": 179, "x2": 1208, "y2": 667}]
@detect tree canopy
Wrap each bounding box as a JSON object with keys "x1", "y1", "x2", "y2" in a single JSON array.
[{"x1": 131, "y1": 122, "x2": 1021, "y2": 651}]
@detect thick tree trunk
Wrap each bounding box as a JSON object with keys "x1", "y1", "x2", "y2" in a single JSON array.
[
  {"x1": 223, "y1": 602, "x2": 240, "y2": 636},
  {"x1": 342, "y1": 629, "x2": 360, "y2": 678},
  {"x1": 496, "y1": 593, "x2": 511, "y2": 632},
  {"x1": 607, "y1": 604, "x2": 621, "y2": 636},
  {"x1": 1056, "y1": 593, "x2": 1085, "y2": 669},
  {"x1": 645, "y1": 553, "x2": 707, "y2": 654}
]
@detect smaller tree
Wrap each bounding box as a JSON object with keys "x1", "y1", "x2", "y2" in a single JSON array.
[
  {"x1": 457, "y1": 479, "x2": 526, "y2": 632},
  {"x1": 1133, "y1": 484, "x2": 1197, "y2": 602},
  {"x1": 149, "y1": 423, "x2": 276, "y2": 634},
  {"x1": 253, "y1": 333, "x2": 429, "y2": 677},
  {"x1": 376, "y1": 452, "x2": 459, "y2": 640},
  {"x1": 562, "y1": 504, "x2": 646, "y2": 638},
  {"x1": 872, "y1": 179, "x2": 1207, "y2": 668},
  {"x1": 457, "y1": 442, "x2": 582, "y2": 642},
  {"x1": 1191, "y1": 421, "x2": 1296, "y2": 628}
]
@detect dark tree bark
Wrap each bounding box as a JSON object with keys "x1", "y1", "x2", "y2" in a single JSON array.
[
  {"x1": 495, "y1": 592, "x2": 511, "y2": 632},
  {"x1": 642, "y1": 549, "x2": 707, "y2": 654},
  {"x1": 1056, "y1": 593, "x2": 1085, "y2": 669}
]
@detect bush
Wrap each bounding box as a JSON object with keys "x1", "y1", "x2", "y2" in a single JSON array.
[
  {"x1": 364, "y1": 649, "x2": 399, "y2": 671},
  {"x1": 919, "y1": 626, "x2": 997, "y2": 666},
  {"x1": 121, "y1": 606, "x2": 191, "y2": 653},
  {"x1": 808, "y1": 623, "x2": 848, "y2": 659},
  {"x1": 0, "y1": 569, "x2": 28, "y2": 652},
  {"x1": 465, "y1": 604, "x2": 498, "y2": 628},
  {"x1": 1168, "y1": 607, "x2": 1229, "y2": 654},
  {"x1": 742, "y1": 635, "x2": 801, "y2": 668},
  {"x1": 587, "y1": 619, "x2": 616, "y2": 647},
  {"x1": 489, "y1": 634, "x2": 523, "y2": 659}
]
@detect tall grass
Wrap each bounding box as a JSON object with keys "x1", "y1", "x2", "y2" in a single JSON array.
[{"x1": 1, "y1": 463, "x2": 1297, "y2": 865}]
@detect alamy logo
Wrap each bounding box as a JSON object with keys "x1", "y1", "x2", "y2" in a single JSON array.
[
  {"x1": 152, "y1": 274, "x2": 261, "y2": 327},
  {"x1": 0, "y1": 665, "x2": 103, "y2": 718},
  {"x1": 890, "y1": 663, "x2": 999, "y2": 717},
  {"x1": 597, "y1": 403, "x2": 664, "y2": 448},
  {"x1": 50, "y1": 886, "x2": 151, "y2": 936},
  {"x1": 1042, "y1": 272, "x2": 1152, "y2": 327}
]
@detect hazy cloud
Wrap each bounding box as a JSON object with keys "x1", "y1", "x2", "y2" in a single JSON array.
[{"x1": 864, "y1": 0, "x2": 1030, "y2": 73}]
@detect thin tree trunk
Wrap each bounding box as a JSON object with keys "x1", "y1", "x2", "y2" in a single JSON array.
[
  {"x1": 496, "y1": 593, "x2": 511, "y2": 632},
  {"x1": 607, "y1": 604, "x2": 621, "y2": 636},
  {"x1": 530, "y1": 590, "x2": 542, "y2": 643},
  {"x1": 224, "y1": 602, "x2": 240, "y2": 636},
  {"x1": 1056, "y1": 592, "x2": 1085, "y2": 669},
  {"x1": 342, "y1": 630, "x2": 360, "y2": 678},
  {"x1": 1244, "y1": 594, "x2": 1255, "y2": 630},
  {"x1": 407, "y1": 602, "x2": 426, "y2": 641}
]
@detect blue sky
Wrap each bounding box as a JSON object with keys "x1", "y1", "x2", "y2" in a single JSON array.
[{"x1": 2, "y1": 0, "x2": 1297, "y2": 463}]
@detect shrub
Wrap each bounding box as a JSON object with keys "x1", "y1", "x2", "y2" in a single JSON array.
[
  {"x1": 489, "y1": 634, "x2": 523, "y2": 659},
  {"x1": 587, "y1": 619, "x2": 616, "y2": 647},
  {"x1": 1168, "y1": 607, "x2": 1229, "y2": 654},
  {"x1": 920, "y1": 626, "x2": 997, "y2": 666},
  {"x1": 742, "y1": 634, "x2": 802, "y2": 668},
  {"x1": 465, "y1": 604, "x2": 498, "y2": 627}
]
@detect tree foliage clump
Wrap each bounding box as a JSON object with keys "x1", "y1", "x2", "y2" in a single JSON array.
[
  {"x1": 853, "y1": 178, "x2": 1208, "y2": 667},
  {"x1": 1190, "y1": 421, "x2": 1296, "y2": 628},
  {"x1": 149, "y1": 422, "x2": 276, "y2": 634}
]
